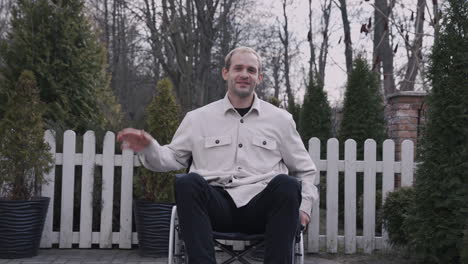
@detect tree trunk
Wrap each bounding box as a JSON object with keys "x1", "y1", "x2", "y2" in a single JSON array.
[
  {"x1": 400, "y1": 0, "x2": 425, "y2": 91},
  {"x1": 214, "y1": 0, "x2": 230, "y2": 100},
  {"x1": 158, "y1": 0, "x2": 196, "y2": 113},
  {"x1": 280, "y1": 0, "x2": 294, "y2": 108},
  {"x1": 373, "y1": 0, "x2": 396, "y2": 96},
  {"x1": 308, "y1": 0, "x2": 316, "y2": 80},
  {"x1": 318, "y1": 0, "x2": 332, "y2": 85},
  {"x1": 433, "y1": 0, "x2": 440, "y2": 44},
  {"x1": 272, "y1": 49, "x2": 282, "y2": 99},
  {"x1": 194, "y1": 0, "x2": 214, "y2": 107},
  {"x1": 338, "y1": 0, "x2": 353, "y2": 75}
]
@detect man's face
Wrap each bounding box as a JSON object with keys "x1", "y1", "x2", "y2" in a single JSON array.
[{"x1": 222, "y1": 52, "x2": 263, "y2": 98}]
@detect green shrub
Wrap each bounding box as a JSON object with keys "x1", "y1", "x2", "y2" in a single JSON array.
[
  {"x1": 299, "y1": 77, "x2": 331, "y2": 153},
  {"x1": 382, "y1": 187, "x2": 415, "y2": 246},
  {"x1": 0, "y1": 71, "x2": 53, "y2": 200},
  {"x1": 267, "y1": 96, "x2": 281, "y2": 107},
  {"x1": 338, "y1": 56, "x2": 386, "y2": 160},
  {"x1": 134, "y1": 78, "x2": 182, "y2": 203},
  {"x1": 0, "y1": 0, "x2": 121, "y2": 133}
]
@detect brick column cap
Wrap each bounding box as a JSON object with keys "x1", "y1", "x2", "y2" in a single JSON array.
[{"x1": 387, "y1": 91, "x2": 427, "y2": 100}]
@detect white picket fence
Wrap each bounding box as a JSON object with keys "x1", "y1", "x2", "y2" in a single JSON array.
[
  {"x1": 306, "y1": 137, "x2": 414, "y2": 254},
  {"x1": 39, "y1": 130, "x2": 414, "y2": 254}
]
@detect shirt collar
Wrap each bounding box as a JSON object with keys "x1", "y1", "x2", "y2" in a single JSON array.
[{"x1": 223, "y1": 93, "x2": 261, "y2": 115}]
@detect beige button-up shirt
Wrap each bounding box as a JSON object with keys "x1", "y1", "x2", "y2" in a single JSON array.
[{"x1": 139, "y1": 93, "x2": 318, "y2": 216}]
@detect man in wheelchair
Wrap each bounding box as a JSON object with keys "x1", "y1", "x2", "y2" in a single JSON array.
[{"x1": 117, "y1": 47, "x2": 318, "y2": 264}]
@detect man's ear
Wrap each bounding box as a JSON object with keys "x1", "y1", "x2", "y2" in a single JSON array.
[
  {"x1": 222, "y1": 67, "x2": 229, "y2": 81},
  {"x1": 257, "y1": 72, "x2": 264, "y2": 84}
]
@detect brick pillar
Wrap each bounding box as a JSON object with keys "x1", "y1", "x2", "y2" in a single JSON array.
[
  {"x1": 386, "y1": 91, "x2": 427, "y2": 159},
  {"x1": 385, "y1": 92, "x2": 427, "y2": 186}
]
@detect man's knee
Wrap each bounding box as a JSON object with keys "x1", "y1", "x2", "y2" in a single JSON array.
[
  {"x1": 174, "y1": 173, "x2": 206, "y2": 192},
  {"x1": 271, "y1": 174, "x2": 300, "y2": 190},
  {"x1": 270, "y1": 174, "x2": 301, "y2": 202}
]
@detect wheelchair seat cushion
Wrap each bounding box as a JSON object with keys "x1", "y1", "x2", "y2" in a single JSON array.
[{"x1": 212, "y1": 231, "x2": 264, "y2": 241}]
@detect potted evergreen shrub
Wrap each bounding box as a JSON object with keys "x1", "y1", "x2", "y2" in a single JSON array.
[
  {"x1": 0, "y1": 71, "x2": 54, "y2": 259},
  {"x1": 382, "y1": 187, "x2": 415, "y2": 247},
  {"x1": 133, "y1": 78, "x2": 183, "y2": 257}
]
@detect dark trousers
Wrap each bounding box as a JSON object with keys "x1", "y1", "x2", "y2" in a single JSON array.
[{"x1": 175, "y1": 173, "x2": 301, "y2": 264}]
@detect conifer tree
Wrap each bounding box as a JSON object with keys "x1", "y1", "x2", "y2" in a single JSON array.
[
  {"x1": 338, "y1": 57, "x2": 386, "y2": 227},
  {"x1": 462, "y1": 220, "x2": 468, "y2": 263},
  {"x1": 299, "y1": 77, "x2": 332, "y2": 152},
  {"x1": 288, "y1": 101, "x2": 301, "y2": 128},
  {"x1": 339, "y1": 56, "x2": 386, "y2": 159},
  {"x1": 0, "y1": 71, "x2": 53, "y2": 200},
  {"x1": 0, "y1": 0, "x2": 121, "y2": 132},
  {"x1": 134, "y1": 78, "x2": 182, "y2": 202},
  {"x1": 406, "y1": 1, "x2": 468, "y2": 262}
]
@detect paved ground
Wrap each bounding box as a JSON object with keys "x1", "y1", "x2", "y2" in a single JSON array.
[{"x1": 0, "y1": 249, "x2": 339, "y2": 264}]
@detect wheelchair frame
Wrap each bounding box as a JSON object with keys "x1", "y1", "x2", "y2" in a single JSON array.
[{"x1": 168, "y1": 206, "x2": 304, "y2": 264}]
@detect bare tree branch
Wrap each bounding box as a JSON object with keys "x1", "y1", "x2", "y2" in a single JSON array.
[{"x1": 400, "y1": 0, "x2": 426, "y2": 91}]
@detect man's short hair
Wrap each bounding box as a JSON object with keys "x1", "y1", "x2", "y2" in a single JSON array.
[{"x1": 224, "y1": 47, "x2": 263, "y2": 74}]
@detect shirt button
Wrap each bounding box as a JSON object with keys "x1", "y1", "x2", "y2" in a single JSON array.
[
  {"x1": 215, "y1": 140, "x2": 220, "y2": 144},
  {"x1": 238, "y1": 143, "x2": 243, "y2": 148},
  {"x1": 240, "y1": 119, "x2": 244, "y2": 123},
  {"x1": 262, "y1": 141, "x2": 267, "y2": 145}
]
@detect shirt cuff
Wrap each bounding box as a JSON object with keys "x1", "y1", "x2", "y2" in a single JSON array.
[
  {"x1": 300, "y1": 199, "x2": 313, "y2": 218},
  {"x1": 137, "y1": 139, "x2": 159, "y2": 169}
]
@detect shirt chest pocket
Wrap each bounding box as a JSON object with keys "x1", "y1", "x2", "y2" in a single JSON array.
[
  {"x1": 252, "y1": 136, "x2": 277, "y2": 150},
  {"x1": 204, "y1": 135, "x2": 232, "y2": 148}
]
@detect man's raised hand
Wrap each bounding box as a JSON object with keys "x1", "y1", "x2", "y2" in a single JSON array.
[{"x1": 117, "y1": 128, "x2": 152, "y2": 152}]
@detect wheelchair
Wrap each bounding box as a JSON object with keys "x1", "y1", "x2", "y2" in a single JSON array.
[{"x1": 167, "y1": 205, "x2": 305, "y2": 264}]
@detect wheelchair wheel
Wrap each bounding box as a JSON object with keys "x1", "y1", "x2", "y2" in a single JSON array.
[
  {"x1": 171, "y1": 229, "x2": 187, "y2": 263},
  {"x1": 173, "y1": 242, "x2": 187, "y2": 264},
  {"x1": 293, "y1": 232, "x2": 304, "y2": 264}
]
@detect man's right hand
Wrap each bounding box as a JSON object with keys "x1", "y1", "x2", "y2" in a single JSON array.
[{"x1": 117, "y1": 128, "x2": 152, "y2": 152}]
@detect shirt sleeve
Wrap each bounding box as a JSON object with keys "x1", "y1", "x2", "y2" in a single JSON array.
[
  {"x1": 279, "y1": 114, "x2": 318, "y2": 217},
  {"x1": 138, "y1": 112, "x2": 193, "y2": 172}
]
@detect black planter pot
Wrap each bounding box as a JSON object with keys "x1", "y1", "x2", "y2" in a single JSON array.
[
  {"x1": 0, "y1": 197, "x2": 50, "y2": 259},
  {"x1": 134, "y1": 200, "x2": 174, "y2": 257}
]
